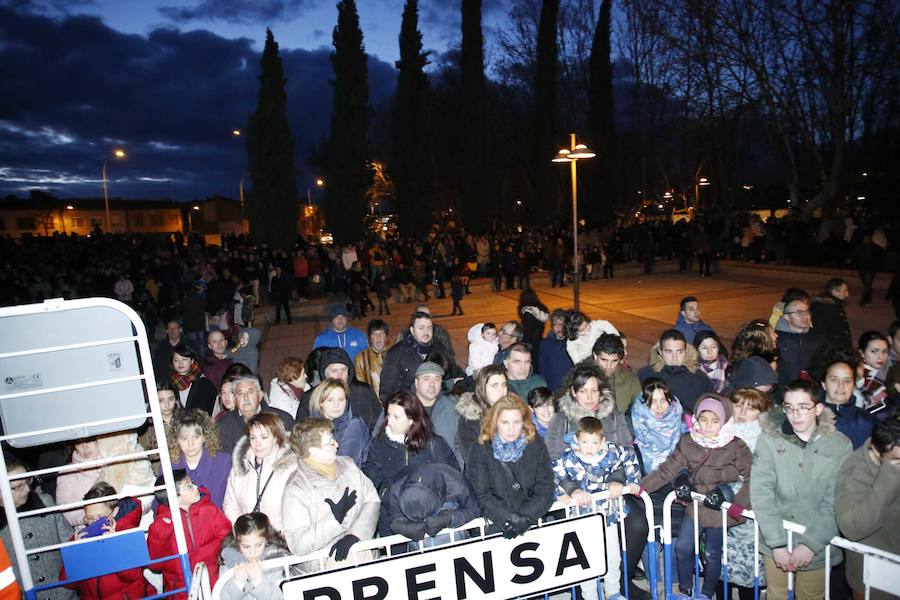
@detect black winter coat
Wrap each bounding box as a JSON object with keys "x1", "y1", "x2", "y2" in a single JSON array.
[
  {"x1": 775, "y1": 328, "x2": 826, "y2": 388},
  {"x1": 465, "y1": 438, "x2": 555, "y2": 529},
  {"x1": 379, "y1": 334, "x2": 460, "y2": 403},
  {"x1": 384, "y1": 463, "x2": 481, "y2": 538},
  {"x1": 363, "y1": 433, "x2": 460, "y2": 495},
  {"x1": 810, "y1": 294, "x2": 852, "y2": 351}
]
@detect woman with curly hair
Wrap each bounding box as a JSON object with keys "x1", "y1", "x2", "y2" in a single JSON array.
[{"x1": 170, "y1": 409, "x2": 232, "y2": 508}]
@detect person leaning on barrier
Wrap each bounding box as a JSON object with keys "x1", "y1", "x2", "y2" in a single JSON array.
[
  {"x1": 750, "y1": 378, "x2": 852, "y2": 600},
  {"x1": 465, "y1": 395, "x2": 555, "y2": 539},
  {"x1": 280, "y1": 418, "x2": 379, "y2": 571},
  {"x1": 834, "y1": 414, "x2": 900, "y2": 600}
]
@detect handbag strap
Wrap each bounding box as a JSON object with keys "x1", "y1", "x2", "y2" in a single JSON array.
[{"x1": 497, "y1": 461, "x2": 523, "y2": 492}]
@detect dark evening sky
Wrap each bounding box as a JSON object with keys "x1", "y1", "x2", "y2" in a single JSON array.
[{"x1": 0, "y1": 0, "x2": 506, "y2": 201}]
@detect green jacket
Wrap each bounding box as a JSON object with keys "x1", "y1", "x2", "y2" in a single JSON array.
[
  {"x1": 835, "y1": 440, "x2": 900, "y2": 598},
  {"x1": 750, "y1": 408, "x2": 852, "y2": 570},
  {"x1": 608, "y1": 368, "x2": 641, "y2": 414}
]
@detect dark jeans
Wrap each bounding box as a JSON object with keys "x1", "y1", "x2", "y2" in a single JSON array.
[
  {"x1": 859, "y1": 270, "x2": 876, "y2": 305},
  {"x1": 698, "y1": 252, "x2": 712, "y2": 276},
  {"x1": 675, "y1": 515, "x2": 723, "y2": 597},
  {"x1": 274, "y1": 299, "x2": 292, "y2": 324},
  {"x1": 622, "y1": 495, "x2": 649, "y2": 587}
]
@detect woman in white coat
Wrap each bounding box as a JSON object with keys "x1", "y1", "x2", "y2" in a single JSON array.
[
  {"x1": 222, "y1": 412, "x2": 298, "y2": 531},
  {"x1": 281, "y1": 418, "x2": 380, "y2": 571}
]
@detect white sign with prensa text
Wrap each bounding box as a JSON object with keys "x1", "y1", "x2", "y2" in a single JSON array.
[{"x1": 281, "y1": 512, "x2": 608, "y2": 600}]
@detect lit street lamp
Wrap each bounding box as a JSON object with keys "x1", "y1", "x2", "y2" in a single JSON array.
[
  {"x1": 552, "y1": 133, "x2": 595, "y2": 311},
  {"x1": 101, "y1": 148, "x2": 126, "y2": 231}
]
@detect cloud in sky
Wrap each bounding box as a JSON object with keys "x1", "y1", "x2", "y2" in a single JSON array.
[
  {"x1": 158, "y1": 0, "x2": 325, "y2": 25},
  {"x1": 0, "y1": 4, "x2": 397, "y2": 200}
]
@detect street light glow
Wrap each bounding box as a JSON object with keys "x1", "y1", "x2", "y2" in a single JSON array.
[
  {"x1": 113, "y1": 148, "x2": 126, "y2": 159},
  {"x1": 66, "y1": 205, "x2": 74, "y2": 210},
  {"x1": 232, "y1": 129, "x2": 241, "y2": 137},
  {"x1": 552, "y1": 148, "x2": 571, "y2": 162},
  {"x1": 662, "y1": 191, "x2": 672, "y2": 199},
  {"x1": 192, "y1": 205, "x2": 200, "y2": 210},
  {"x1": 316, "y1": 178, "x2": 324, "y2": 186},
  {"x1": 698, "y1": 177, "x2": 710, "y2": 186}
]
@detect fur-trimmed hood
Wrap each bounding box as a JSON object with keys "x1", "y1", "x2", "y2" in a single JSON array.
[
  {"x1": 556, "y1": 357, "x2": 616, "y2": 422},
  {"x1": 231, "y1": 437, "x2": 297, "y2": 477},
  {"x1": 455, "y1": 391, "x2": 485, "y2": 422},
  {"x1": 647, "y1": 341, "x2": 701, "y2": 374},
  {"x1": 759, "y1": 405, "x2": 837, "y2": 444}
]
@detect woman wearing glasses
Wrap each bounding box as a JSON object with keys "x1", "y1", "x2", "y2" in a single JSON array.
[{"x1": 281, "y1": 418, "x2": 380, "y2": 571}]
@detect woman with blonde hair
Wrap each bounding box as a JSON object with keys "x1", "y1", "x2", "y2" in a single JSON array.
[
  {"x1": 223, "y1": 413, "x2": 298, "y2": 531},
  {"x1": 309, "y1": 378, "x2": 371, "y2": 466},
  {"x1": 465, "y1": 395, "x2": 555, "y2": 538},
  {"x1": 170, "y1": 409, "x2": 232, "y2": 508}
]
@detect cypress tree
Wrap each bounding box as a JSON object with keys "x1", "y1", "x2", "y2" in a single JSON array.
[
  {"x1": 325, "y1": 0, "x2": 372, "y2": 242},
  {"x1": 392, "y1": 0, "x2": 433, "y2": 237},
  {"x1": 460, "y1": 0, "x2": 486, "y2": 229},
  {"x1": 246, "y1": 29, "x2": 299, "y2": 250},
  {"x1": 532, "y1": 0, "x2": 560, "y2": 218},
  {"x1": 588, "y1": 0, "x2": 614, "y2": 221}
]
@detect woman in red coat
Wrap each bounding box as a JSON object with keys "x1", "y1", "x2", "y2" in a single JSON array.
[{"x1": 61, "y1": 482, "x2": 149, "y2": 599}]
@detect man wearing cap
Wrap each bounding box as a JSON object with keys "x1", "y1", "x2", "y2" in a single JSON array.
[
  {"x1": 413, "y1": 362, "x2": 462, "y2": 465},
  {"x1": 751, "y1": 378, "x2": 852, "y2": 600},
  {"x1": 313, "y1": 304, "x2": 368, "y2": 361}
]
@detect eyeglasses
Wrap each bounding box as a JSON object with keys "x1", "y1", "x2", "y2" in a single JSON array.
[
  {"x1": 784, "y1": 309, "x2": 811, "y2": 317},
  {"x1": 782, "y1": 404, "x2": 815, "y2": 415},
  {"x1": 10, "y1": 477, "x2": 33, "y2": 493}
]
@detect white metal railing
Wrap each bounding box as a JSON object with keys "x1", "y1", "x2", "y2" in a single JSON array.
[
  {"x1": 211, "y1": 490, "x2": 661, "y2": 600},
  {"x1": 661, "y1": 490, "x2": 900, "y2": 600}
]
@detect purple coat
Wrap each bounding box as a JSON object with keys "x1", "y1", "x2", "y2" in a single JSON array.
[{"x1": 172, "y1": 448, "x2": 232, "y2": 509}]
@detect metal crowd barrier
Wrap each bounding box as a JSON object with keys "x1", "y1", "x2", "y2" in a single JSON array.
[
  {"x1": 661, "y1": 490, "x2": 900, "y2": 600},
  {"x1": 211, "y1": 490, "x2": 661, "y2": 600}
]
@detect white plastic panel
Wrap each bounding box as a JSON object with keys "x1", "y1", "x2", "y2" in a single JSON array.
[{"x1": 0, "y1": 302, "x2": 149, "y2": 447}]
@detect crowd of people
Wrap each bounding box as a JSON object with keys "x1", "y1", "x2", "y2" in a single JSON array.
[
  {"x1": 0, "y1": 210, "x2": 899, "y2": 599},
  {"x1": 2, "y1": 260, "x2": 899, "y2": 600},
  {"x1": 2, "y1": 203, "x2": 899, "y2": 326}
]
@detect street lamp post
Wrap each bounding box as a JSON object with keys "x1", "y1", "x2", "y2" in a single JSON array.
[
  {"x1": 552, "y1": 133, "x2": 595, "y2": 311},
  {"x1": 101, "y1": 148, "x2": 126, "y2": 232}
]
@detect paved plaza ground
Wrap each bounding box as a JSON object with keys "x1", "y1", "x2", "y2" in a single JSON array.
[{"x1": 257, "y1": 262, "x2": 895, "y2": 385}]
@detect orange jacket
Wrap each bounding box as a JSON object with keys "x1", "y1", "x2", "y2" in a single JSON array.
[{"x1": 0, "y1": 538, "x2": 21, "y2": 600}]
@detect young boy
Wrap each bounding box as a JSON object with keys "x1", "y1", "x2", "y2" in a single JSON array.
[
  {"x1": 61, "y1": 482, "x2": 149, "y2": 599},
  {"x1": 552, "y1": 416, "x2": 642, "y2": 600},
  {"x1": 147, "y1": 471, "x2": 231, "y2": 598}
]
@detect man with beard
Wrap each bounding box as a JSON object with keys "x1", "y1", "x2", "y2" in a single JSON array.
[{"x1": 380, "y1": 311, "x2": 461, "y2": 402}]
